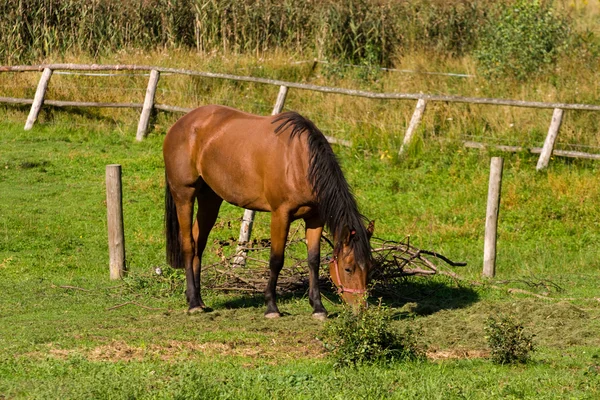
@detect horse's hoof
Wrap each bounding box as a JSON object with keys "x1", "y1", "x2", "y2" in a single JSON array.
[
  {"x1": 264, "y1": 312, "x2": 281, "y2": 319},
  {"x1": 312, "y1": 312, "x2": 328, "y2": 321},
  {"x1": 187, "y1": 306, "x2": 205, "y2": 314}
]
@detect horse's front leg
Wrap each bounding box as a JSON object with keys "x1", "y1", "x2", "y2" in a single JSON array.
[
  {"x1": 264, "y1": 210, "x2": 290, "y2": 318},
  {"x1": 305, "y1": 217, "x2": 327, "y2": 320}
]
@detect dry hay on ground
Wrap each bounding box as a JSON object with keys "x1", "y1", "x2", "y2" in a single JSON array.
[{"x1": 201, "y1": 235, "x2": 466, "y2": 295}]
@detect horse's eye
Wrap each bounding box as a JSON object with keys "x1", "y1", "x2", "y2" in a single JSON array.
[{"x1": 344, "y1": 267, "x2": 352, "y2": 273}]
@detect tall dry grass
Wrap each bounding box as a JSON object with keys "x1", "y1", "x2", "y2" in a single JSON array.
[
  {"x1": 1, "y1": 48, "x2": 599, "y2": 155},
  {"x1": 0, "y1": 0, "x2": 492, "y2": 65}
]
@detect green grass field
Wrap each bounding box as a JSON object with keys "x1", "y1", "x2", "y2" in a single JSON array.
[
  {"x1": 2, "y1": 0, "x2": 600, "y2": 395},
  {"x1": 1, "y1": 109, "x2": 599, "y2": 398}
]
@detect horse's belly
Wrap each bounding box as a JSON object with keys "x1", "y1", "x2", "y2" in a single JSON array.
[
  {"x1": 221, "y1": 192, "x2": 271, "y2": 212},
  {"x1": 201, "y1": 170, "x2": 272, "y2": 212}
]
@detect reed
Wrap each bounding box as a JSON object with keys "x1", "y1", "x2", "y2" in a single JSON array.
[{"x1": 0, "y1": 0, "x2": 491, "y2": 65}]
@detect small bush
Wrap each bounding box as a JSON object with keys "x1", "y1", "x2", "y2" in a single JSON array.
[
  {"x1": 320, "y1": 304, "x2": 425, "y2": 367},
  {"x1": 475, "y1": 0, "x2": 571, "y2": 80},
  {"x1": 485, "y1": 315, "x2": 535, "y2": 364}
]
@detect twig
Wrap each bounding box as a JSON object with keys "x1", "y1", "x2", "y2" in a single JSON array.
[
  {"x1": 244, "y1": 256, "x2": 270, "y2": 264},
  {"x1": 214, "y1": 268, "x2": 263, "y2": 291},
  {"x1": 494, "y1": 278, "x2": 564, "y2": 293},
  {"x1": 210, "y1": 286, "x2": 260, "y2": 292},
  {"x1": 287, "y1": 223, "x2": 304, "y2": 243},
  {"x1": 419, "y1": 250, "x2": 467, "y2": 267},
  {"x1": 503, "y1": 287, "x2": 551, "y2": 299},
  {"x1": 320, "y1": 292, "x2": 337, "y2": 306},
  {"x1": 321, "y1": 235, "x2": 334, "y2": 250},
  {"x1": 393, "y1": 268, "x2": 437, "y2": 276}
]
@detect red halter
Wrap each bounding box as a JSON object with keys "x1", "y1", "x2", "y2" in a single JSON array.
[{"x1": 330, "y1": 256, "x2": 367, "y2": 295}]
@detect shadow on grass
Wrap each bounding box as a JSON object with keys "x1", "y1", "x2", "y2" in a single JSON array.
[
  {"x1": 216, "y1": 290, "x2": 310, "y2": 311},
  {"x1": 220, "y1": 294, "x2": 265, "y2": 309},
  {"x1": 212, "y1": 275, "x2": 479, "y2": 317},
  {"x1": 122, "y1": 264, "x2": 477, "y2": 316},
  {"x1": 371, "y1": 276, "x2": 479, "y2": 318}
]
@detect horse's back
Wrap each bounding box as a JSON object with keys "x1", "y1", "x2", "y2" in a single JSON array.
[
  {"x1": 164, "y1": 105, "x2": 314, "y2": 213},
  {"x1": 165, "y1": 105, "x2": 260, "y2": 145}
]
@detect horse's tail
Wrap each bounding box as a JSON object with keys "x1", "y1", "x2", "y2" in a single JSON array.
[{"x1": 165, "y1": 176, "x2": 183, "y2": 269}]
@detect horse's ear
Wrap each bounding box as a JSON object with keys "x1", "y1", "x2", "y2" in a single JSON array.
[{"x1": 367, "y1": 220, "x2": 375, "y2": 239}]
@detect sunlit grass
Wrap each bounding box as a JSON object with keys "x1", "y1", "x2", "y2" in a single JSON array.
[{"x1": 1, "y1": 110, "x2": 599, "y2": 398}]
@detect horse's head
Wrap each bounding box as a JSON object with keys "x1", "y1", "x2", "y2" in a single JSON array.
[{"x1": 329, "y1": 221, "x2": 375, "y2": 307}]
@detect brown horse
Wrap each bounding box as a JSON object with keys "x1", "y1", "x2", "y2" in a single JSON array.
[{"x1": 163, "y1": 105, "x2": 373, "y2": 319}]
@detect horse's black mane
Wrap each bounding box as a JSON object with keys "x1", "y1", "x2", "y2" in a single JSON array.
[{"x1": 272, "y1": 111, "x2": 372, "y2": 266}]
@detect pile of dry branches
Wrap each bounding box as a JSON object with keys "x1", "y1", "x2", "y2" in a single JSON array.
[{"x1": 201, "y1": 235, "x2": 466, "y2": 295}]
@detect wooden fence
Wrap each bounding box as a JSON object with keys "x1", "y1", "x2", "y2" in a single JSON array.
[{"x1": 2, "y1": 63, "x2": 600, "y2": 169}]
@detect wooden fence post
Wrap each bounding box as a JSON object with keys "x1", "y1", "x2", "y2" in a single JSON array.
[
  {"x1": 232, "y1": 85, "x2": 289, "y2": 267},
  {"x1": 106, "y1": 164, "x2": 126, "y2": 279},
  {"x1": 136, "y1": 69, "x2": 160, "y2": 141},
  {"x1": 536, "y1": 108, "x2": 564, "y2": 171},
  {"x1": 24, "y1": 67, "x2": 53, "y2": 130},
  {"x1": 272, "y1": 85, "x2": 288, "y2": 114},
  {"x1": 398, "y1": 98, "x2": 427, "y2": 156},
  {"x1": 483, "y1": 157, "x2": 503, "y2": 278},
  {"x1": 232, "y1": 209, "x2": 257, "y2": 267}
]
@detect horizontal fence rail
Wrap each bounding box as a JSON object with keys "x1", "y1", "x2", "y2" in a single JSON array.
[
  {"x1": 3, "y1": 64, "x2": 600, "y2": 111},
  {"x1": 463, "y1": 141, "x2": 600, "y2": 161},
  {"x1": 0, "y1": 96, "x2": 143, "y2": 109},
  {"x1": 1, "y1": 63, "x2": 600, "y2": 168}
]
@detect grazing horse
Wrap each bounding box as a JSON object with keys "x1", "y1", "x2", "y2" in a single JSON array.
[{"x1": 163, "y1": 105, "x2": 373, "y2": 319}]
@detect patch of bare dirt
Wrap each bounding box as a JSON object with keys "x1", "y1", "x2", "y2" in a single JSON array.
[
  {"x1": 27, "y1": 338, "x2": 326, "y2": 363},
  {"x1": 426, "y1": 348, "x2": 490, "y2": 361},
  {"x1": 39, "y1": 342, "x2": 486, "y2": 362}
]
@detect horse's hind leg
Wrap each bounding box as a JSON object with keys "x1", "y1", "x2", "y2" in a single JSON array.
[
  {"x1": 305, "y1": 217, "x2": 327, "y2": 320},
  {"x1": 192, "y1": 187, "x2": 223, "y2": 310},
  {"x1": 169, "y1": 185, "x2": 203, "y2": 311}
]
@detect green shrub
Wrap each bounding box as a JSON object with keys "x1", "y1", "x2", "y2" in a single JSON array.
[
  {"x1": 485, "y1": 315, "x2": 535, "y2": 364},
  {"x1": 320, "y1": 304, "x2": 425, "y2": 367},
  {"x1": 475, "y1": 0, "x2": 571, "y2": 80}
]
